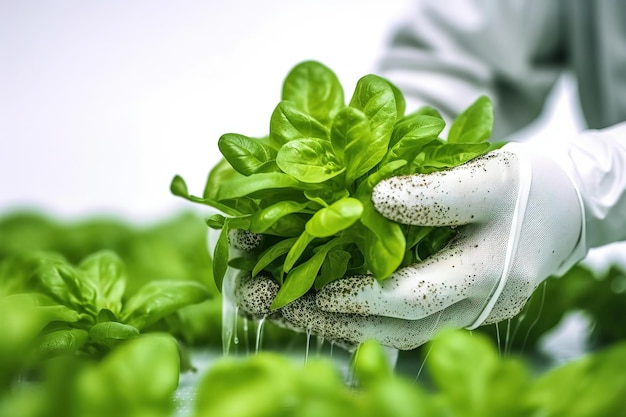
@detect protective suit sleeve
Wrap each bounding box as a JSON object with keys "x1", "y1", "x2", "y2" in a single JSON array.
[
  {"x1": 378, "y1": 0, "x2": 565, "y2": 138},
  {"x1": 545, "y1": 122, "x2": 626, "y2": 251}
]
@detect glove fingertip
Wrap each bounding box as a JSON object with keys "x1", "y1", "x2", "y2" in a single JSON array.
[
  {"x1": 229, "y1": 229, "x2": 263, "y2": 251},
  {"x1": 236, "y1": 275, "x2": 278, "y2": 317},
  {"x1": 316, "y1": 275, "x2": 375, "y2": 314}
]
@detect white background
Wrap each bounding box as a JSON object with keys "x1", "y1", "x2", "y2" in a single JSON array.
[
  {"x1": 1, "y1": 0, "x2": 414, "y2": 222},
  {"x1": 1, "y1": 0, "x2": 583, "y2": 223}
]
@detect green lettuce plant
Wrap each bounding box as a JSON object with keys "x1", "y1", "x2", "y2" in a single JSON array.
[{"x1": 172, "y1": 60, "x2": 497, "y2": 308}]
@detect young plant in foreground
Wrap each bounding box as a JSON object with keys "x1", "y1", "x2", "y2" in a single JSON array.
[{"x1": 172, "y1": 60, "x2": 497, "y2": 309}]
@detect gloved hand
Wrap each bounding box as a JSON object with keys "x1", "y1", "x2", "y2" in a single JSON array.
[{"x1": 231, "y1": 143, "x2": 586, "y2": 350}]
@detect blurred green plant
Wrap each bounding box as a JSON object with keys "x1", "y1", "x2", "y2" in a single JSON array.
[
  {"x1": 0, "y1": 211, "x2": 217, "y2": 295},
  {"x1": 0, "y1": 211, "x2": 223, "y2": 346},
  {"x1": 0, "y1": 333, "x2": 180, "y2": 417},
  {"x1": 192, "y1": 329, "x2": 626, "y2": 417},
  {"x1": 475, "y1": 263, "x2": 626, "y2": 352},
  {"x1": 0, "y1": 251, "x2": 208, "y2": 388}
]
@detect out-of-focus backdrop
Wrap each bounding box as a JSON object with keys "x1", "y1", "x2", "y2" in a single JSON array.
[{"x1": 1, "y1": 0, "x2": 583, "y2": 223}]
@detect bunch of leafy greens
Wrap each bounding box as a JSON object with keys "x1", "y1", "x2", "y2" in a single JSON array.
[{"x1": 172, "y1": 60, "x2": 497, "y2": 308}]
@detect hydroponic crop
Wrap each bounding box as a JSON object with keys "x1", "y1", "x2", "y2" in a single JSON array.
[{"x1": 171, "y1": 60, "x2": 499, "y2": 308}]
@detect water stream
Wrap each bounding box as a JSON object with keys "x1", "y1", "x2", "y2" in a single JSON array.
[{"x1": 221, "y1": 267, "x2": 238, "y2": 356}]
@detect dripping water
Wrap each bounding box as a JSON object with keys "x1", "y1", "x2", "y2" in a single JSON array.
[
  {"x1": 233, "y1": 306, "x2": 240, "y2": 347},
  {"x1": 504, "y1": 318, "x2": 512, "y2": 356},
  {"x1": 414, "y1": 346, "x2": 432, "y2": 382},
  {"x1": 316, "y1": 335, "x2": 325, "y2": 356},
  {"x1": 255, "y1": 316, "x2": 266, "y2": 354},
  {"x1": 495, "y1": 321, "x2": 502, "y2": 357},
  {"x1": 304, "y1": 327, "x2": 312, "y2": 363},
  {"x1": 521, "y1": 281, "x2": 548, "y2": 353},
  {"x1": 382, "y1": 346, "x2": 400, "y2": 370},
  {"x1": 414, "y1": 311, "x2": 442, "y2": 382},
  {"x1": 221, "y1": 269, "x2": 239, "y2": 356},
  {"x1": 242, "y1": 317, "x2": 250, "y2": 355}
]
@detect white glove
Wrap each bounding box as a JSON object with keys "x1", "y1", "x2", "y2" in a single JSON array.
[
  {"x1": 310, "y1": 144, "x2": 585, "y2": 347},
  {"x1": 233, "y1": 144, "x2": 586, "y2": 350}
]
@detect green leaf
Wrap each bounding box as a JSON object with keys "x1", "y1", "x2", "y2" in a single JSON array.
[
  {"x1": 528, "y1": 340, "x2": 626, "y2": 417},
  {"x1": 81, "y1": 334, "x2": 180, "y2": 403},
  {"x1": 447, "y1": 95, "x2": 494, "y2": 144},
  {"x1": 249, "y1": 201, "x2": 309, "y2": 234},
  {"x1": 283, "y1": 230, "x2": 315, "y2": 273},
  {"x1": 420, "y1": 142, "x2": 491, "y2": 170},
  {"x1": 271, "y1": 238, "x2": 344, "y2": 309},
  {"x1": 122, "y1": 281, "x2": 211, "y2": 329},
  {"x1": 330, "y1": 106, "x2": 369, "y2": 164},
  {"x1": 170, "y1": 174, "x2": 240, "y2": 216},
  {"x1": 219, "y1": 197, "x2": 260, "y2": 216},
  {"x1": 34, "y1": 328, "x2": 89, "y2": 359},
  {"x1": 270, "y1": 100, "x2": 330, "y2": 148},
  {"x1": 38, "y1": 304, "x2": 83, "y2": 323},
  {"x1": 213, "y1": 213, "x2": 250, "y2": 291},
  {"x1": 347, "y1": 74, "x2": 398, "y2": 179},
  {"x1": 427, "y1": 329, "x2": 530, "y2": 417},
  {"x1": 264, "y1": 214, "x2": 306, "y2": 238},
  {"x1": 194, "y1": 354, "x2": 320, "y2": 417},
  {"x1": 170, "y1": 174, "x2": 189, "y2": 198},
  {"x1": 388, "y1": 79, "x2": 406, "y2": 119},
  {"x1": 359, "y1": 201, "x2": 405, "y2": 280},
  {"x1": 89, "y1": 321, "x2": 140, "y2": 347},
  {"x1": 304, "y1": 188, "x2": 350, "y2": 207},
  {"x1": 228, "y1": 256, "x2": 257, "y2": 272},
  {"x1": 218, "y1": 133, "x2": 278, "y2": 176},
  {"x1": 252, "y1": 237, "x2": 299, "y2": 278},
  {"x1": 78, "y1": 250, "x2": 126, "y2": 316},
  {"x1": 212, "y1": 223, "x2": 230, "y2": 291},
  {"x1": 414, "y1": 227, "x2": 456, "y2": 262},
  {"x1": 276, "y1": 138, "x2": 345, "y2": 183},
  {"x1": 270, "y1": 262, "x2": 316, "y2": 309},
  {"x1": 352, "y1": 339, "x2": 393, "y2": 387},
  {"x1": 210, "y1": 215, "x2": 251, "y2": 289},
  {"x1": 97, "y1": 308, "x2": 117, "y2": 323},
  {"x1": 173, "y1": 62, "x2": 498, "y2": 311},
  {"x1": 37, "y1": 258, "x2": 95, "y2": 314},
  {"x1": 203, "y1": 157, "x2": 245, "y2": 200},
  {"x1": 281, "y1": 60, "x2": 344, "y2": 127},
  {"x1": 315, "y1": 249, "x2": 350, "y2": 290},
  {"x1": 359, "y1": 160, "x2": 407, "y2": 196},
  {"x1": 216, "y1": 172, "x2": 320, "y2": 200},
  {"x1": 206, "y1": 213, "x2": 226, "y2": 229},
  {"x1": 382, "y1": 115, "x2": 444, "y2": 166},
  {"x1": 330, "y1": 106, "x2": 380, "y2": 185},
  {"x1": 305, "y1": 197, "x2": 363, "y2": 238}
]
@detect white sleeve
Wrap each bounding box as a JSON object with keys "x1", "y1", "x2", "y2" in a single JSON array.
[
  {"x1": 377, "y1": 0, "x2": 564, "y2": 139},
  {"x1": 546, "y1": 123, "x2": 626, "y2": 252}
]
